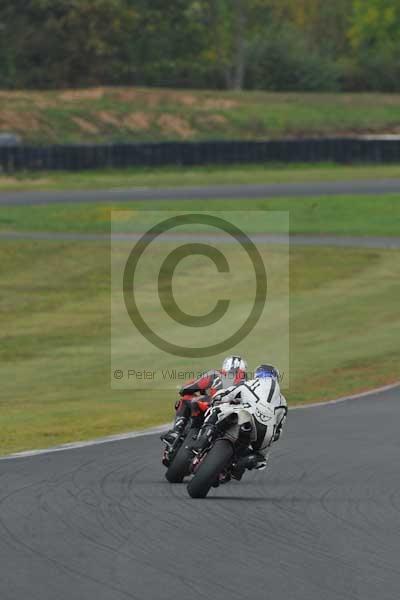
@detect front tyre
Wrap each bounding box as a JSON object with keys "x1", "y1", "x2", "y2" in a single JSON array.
[
  {"x1": 165, "y1": 429, "x2": 198, "y2": 483},
  {"x1": 187, "y1": 439, "x2": 233, "y2": 499}
]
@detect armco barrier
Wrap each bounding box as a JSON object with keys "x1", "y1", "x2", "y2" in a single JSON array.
[{"x1": 1, "y1": 137, "x2": 400, "y2": 172}]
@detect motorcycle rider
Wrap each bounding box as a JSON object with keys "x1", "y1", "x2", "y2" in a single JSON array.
[
  {"x1": 161, "y1": 355, "x2": 247, "y2": 446},
  {"x1": 211, "y1": 364, "x2": 287, "y2": 477}
]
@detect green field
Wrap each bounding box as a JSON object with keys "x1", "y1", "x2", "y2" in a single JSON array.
[
  {"x1": 2, "y1": 87, "x2": 400, "y2": 144},
  {"x1": 1, "y1": 162, "x2": 400, "y2": 192},
  {"x1": 2, "y1": 194, "x2": 400, "y2": 237},
  {"x1": 0, "y1": 179, "x2": 399, "y2": 455}
]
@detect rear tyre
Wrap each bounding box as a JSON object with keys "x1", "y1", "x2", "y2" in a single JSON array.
[
  {"x1": 165, "y1": 430, "x2": 199, "y2": 483},
  {"x1": 187, "y1": 439, "x2": 234, "y2": 499}
]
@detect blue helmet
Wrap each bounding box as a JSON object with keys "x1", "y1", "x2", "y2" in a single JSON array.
[{"x1": 255, "y1": 364, "x2": 280, "y2": 382}]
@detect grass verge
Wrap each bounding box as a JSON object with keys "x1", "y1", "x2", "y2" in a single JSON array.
[
  {"x1": 0, "y1": 162, "x2": 400, "y2": 192},
  {"x1": 0, "y1": 237, "x2": 399, "y2": 455},
  {"x1": 1, "y1": 194, "x2": 400, "y2": 237}
]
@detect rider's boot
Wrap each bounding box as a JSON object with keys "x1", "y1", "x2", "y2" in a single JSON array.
[
  {"x1": 247, "y1": 450, "x2": 269, "y2": 470},
  {"x1": 232, "y1": 451, "x2": 269, "y2": 480},
  {"x1": 251, "y1": 451, "x2": 268, "y2": 471},
  {"x1": 160, "y1": 417, "x2": 188, "y2": 446}
]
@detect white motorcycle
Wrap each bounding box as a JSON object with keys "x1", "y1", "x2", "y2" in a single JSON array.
[{"x1": 187, "y1": 398, "x2": 276, "y2": 499}]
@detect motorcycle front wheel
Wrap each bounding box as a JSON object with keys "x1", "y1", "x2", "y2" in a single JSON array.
[{"x1": 187, "y1": 439, "x2": 234, "y2": 499}]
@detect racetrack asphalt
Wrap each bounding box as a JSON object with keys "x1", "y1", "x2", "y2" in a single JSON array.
[
  {"x1": 1, "y1": 177, "x2": 400, "y2": 205},
  {"x1": 1, "y1": 385, "x2": 399, "y2": 600}
]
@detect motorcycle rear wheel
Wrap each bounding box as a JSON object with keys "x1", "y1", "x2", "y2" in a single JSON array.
[{"x1": 187, "y1": 439, "x2": 234, "y2": 499}]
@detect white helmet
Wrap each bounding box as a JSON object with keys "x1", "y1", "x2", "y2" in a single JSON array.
[{"x1": 221, "y1": 356, "x2": 247, "y2": 377}]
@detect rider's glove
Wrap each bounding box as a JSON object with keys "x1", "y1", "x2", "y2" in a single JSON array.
[
  {"x1": 229, "y1": 398, "x2": 241, "y2": 405},
  {"x1": 211, "y1": 390, "x2": 225, "y2": 403},
  {"x1": 211, "y1": 397, "x2": 223, "y2": 406}
]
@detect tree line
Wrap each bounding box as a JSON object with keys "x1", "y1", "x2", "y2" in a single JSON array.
[{"x1": 1, "y1": 0, "x2": 399, "y2": 91}]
